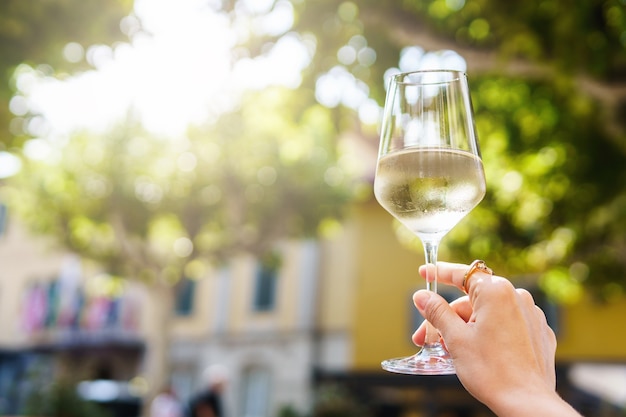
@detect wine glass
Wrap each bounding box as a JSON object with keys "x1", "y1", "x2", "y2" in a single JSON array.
[{"x1": 373, "y1": 69, "x2": 486, "y2": 375}]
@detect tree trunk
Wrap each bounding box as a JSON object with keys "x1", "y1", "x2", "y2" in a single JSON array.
[{"x1": 141, "y1": 280, "x2": 175, "y2": 417}]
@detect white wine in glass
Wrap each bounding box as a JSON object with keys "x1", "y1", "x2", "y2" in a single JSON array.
[{"x1": 374, "y1": 70, "x2": 486, "y2": 375}]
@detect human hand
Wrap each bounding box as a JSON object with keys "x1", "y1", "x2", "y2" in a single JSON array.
[{"x1": 412, "y1": 261, "x2": 579, "y2": 416}]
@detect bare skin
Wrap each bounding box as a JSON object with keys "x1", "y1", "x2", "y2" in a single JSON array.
[{"x1": 412, "y1": 261, "x2": 582, "y2": 417}]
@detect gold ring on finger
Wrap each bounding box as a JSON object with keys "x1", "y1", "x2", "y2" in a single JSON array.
[{"x1": 462, "y1": 260, "x2": 493, "y2": 294}]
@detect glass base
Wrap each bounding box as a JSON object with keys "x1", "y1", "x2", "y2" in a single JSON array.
[{"x1": 381, "y1": 343, "x2": 456, "y2": 375}]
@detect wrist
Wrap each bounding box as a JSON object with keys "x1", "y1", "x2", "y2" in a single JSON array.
[{"x1": 488, "y1": 388, "x2": 581, "y2": 417}]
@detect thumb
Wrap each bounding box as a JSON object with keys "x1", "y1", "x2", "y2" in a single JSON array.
[{"x1": 413, "y1": 290, "x2": 466, "y2": 341}]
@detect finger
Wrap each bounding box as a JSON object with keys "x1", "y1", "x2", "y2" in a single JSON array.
[
  {"x1": 534, "y1": 304, "x2": 550, "y2": 326},
  {"x1": 467, "y1": 279, "x2": 537, "y2": 346},
  {"x1": 412, "y1": 325, "x2": 427, "y2": 346},
  {"x1": 470, "y1": 277, "x2": 516, "y2": 315},
  {"x1": 515, "y1": 288, "x2": 536, "y2": 307},
  {"x1": 412, "y1": 295, "x2": 472, "y2": 345},
  {"x1": 419, "y1": 261, "x2": 491, "y2": 292},
  {"x1": 413, "y1": 290, "x2": 467, "y2": 344},
  {"x1": 448, "y1": 295, "x2": 473, "y2": 321}
]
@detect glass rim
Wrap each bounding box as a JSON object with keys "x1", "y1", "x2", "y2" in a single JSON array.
[{"x1": 391, "y1": 69, "x2": 466, "y2": 86}]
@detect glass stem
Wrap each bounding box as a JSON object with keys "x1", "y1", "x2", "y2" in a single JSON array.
[
  {"x1": 424, "y1": 241, "x2": 438, "y2": 294},
  {"x1": 423, "y1": 240, "x2": 440, "y2": 347}
]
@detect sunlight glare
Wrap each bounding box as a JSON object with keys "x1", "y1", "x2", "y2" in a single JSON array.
[
  {"x1": 234, "y1": 33, "x2": 312, "y2": 89},
  {"x1": 14, "y1": 0, "x2": 306, "y2": 140},
  {"x1": 0, "y1": 152, "x2": 22, "y2": 178},
  {"x1": 256, "y1": 1, "x2": 294, "y2": 36}
]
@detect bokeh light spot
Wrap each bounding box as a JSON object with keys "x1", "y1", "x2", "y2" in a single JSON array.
[
  {"x1": 177, "y1": 151, "x2": 197, "y2": 172},
  {"x1": 338, "y1": 2, "x2": 358, "y2": 22},
  {"x1": 174, "y1": 237, "x2": 194, "y2": 257},
  {"x1": 469, "y1": 19, "x2": 490, "y2": 40},
  {"x1": 63, "y1": 42, "x2": 85, "y2": 63}
]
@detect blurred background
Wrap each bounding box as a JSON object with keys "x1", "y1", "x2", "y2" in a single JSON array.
[{"x1": 0, "y1": 0, "x2": 625, "y2": 416}]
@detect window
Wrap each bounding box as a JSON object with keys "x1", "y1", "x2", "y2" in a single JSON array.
[
  {"x1": 241, "y1": 366, "x2": 271, "y2": 417},
  {"x1": 252, "y1": 264, "x2": 278, "y2": 312},
  {"x1": 174, "y1": 278, "x2": 196, "y2": 316},
  {"x1": 0, "y1": 203, "x2": 7, "y2": 237}
]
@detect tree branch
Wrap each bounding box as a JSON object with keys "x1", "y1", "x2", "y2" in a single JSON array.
[{"x1": 364, "y1": 9, "x2": 626, "y2": 145}]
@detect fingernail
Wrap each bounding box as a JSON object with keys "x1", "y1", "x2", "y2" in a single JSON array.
[{"x1": 415, "y1": 290, "x2": 431, "y2": 311}]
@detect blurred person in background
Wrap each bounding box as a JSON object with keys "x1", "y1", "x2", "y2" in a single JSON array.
[
  {"x1": 150, "y1": 384, "x2": 183, "y2": 417},
  {"x1": 186, "y1": 364, "x2": 229, "y2": 417}
]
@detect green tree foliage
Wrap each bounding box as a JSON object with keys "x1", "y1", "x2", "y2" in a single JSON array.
[
  {"x1": 6, "y1": 86, "x2": 356, "y2": 283},
  {"x1": 450, "y1": 75, "x2": 626, "y2": 302},
  {"x1": 0, "y1": 0, "x2": 133, "y2": 148},
  {"x1": 290, "y1": 0, "x2": 626, "y2": 80}
]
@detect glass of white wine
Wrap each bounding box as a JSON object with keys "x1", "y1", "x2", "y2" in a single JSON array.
[{"x1": 374, "y1": 69, "x2": 487, "y2": 375}]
